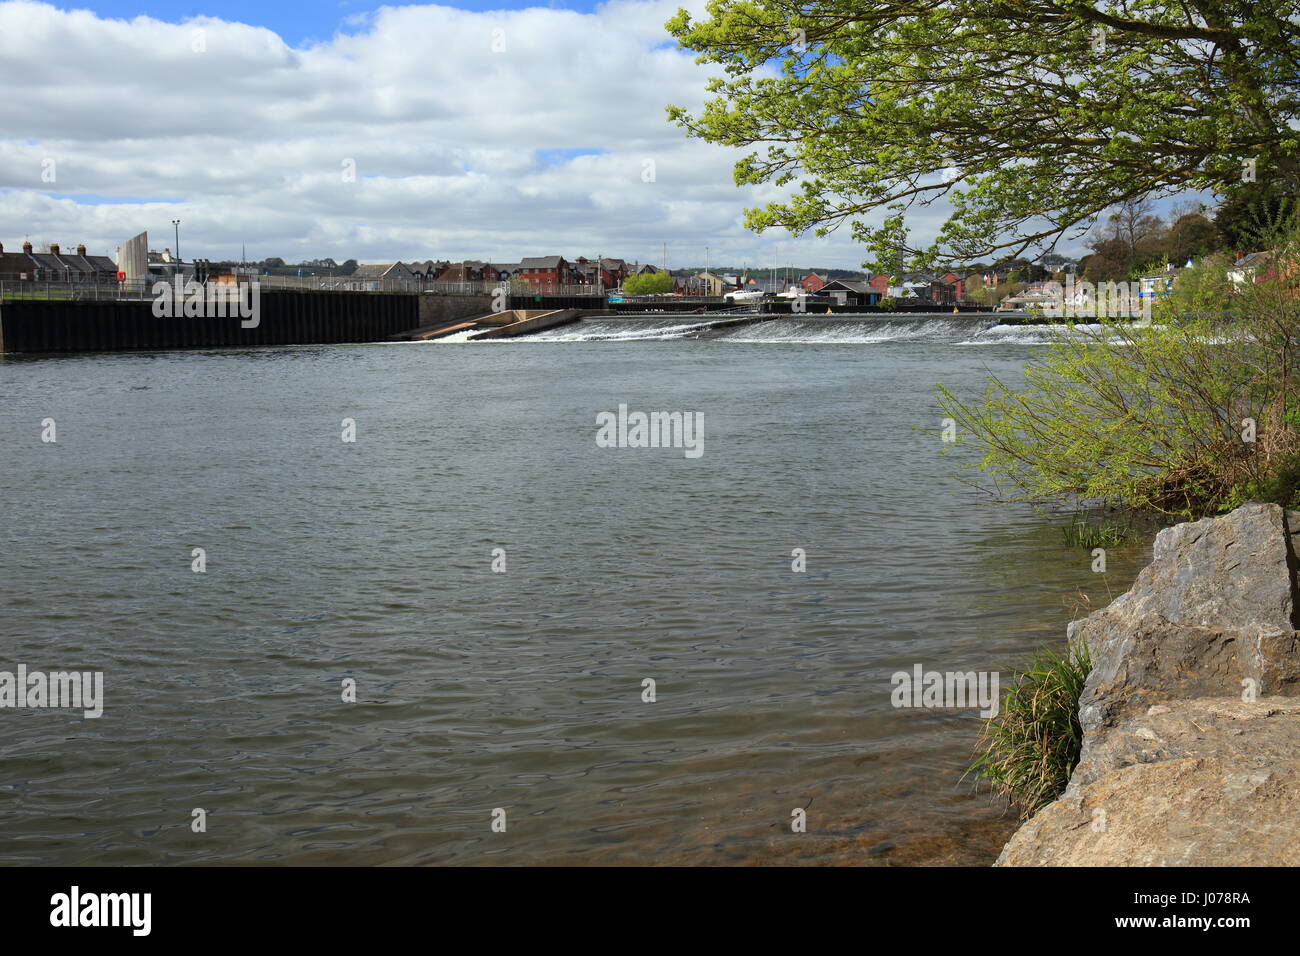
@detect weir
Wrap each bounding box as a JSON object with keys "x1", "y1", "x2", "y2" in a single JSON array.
[
  {"x1": 0, "y1": 295, "x2": 1046, "y2": 353},
  {"x1": 522, "y1": 312, "x2": 1055, "y2": 345}
]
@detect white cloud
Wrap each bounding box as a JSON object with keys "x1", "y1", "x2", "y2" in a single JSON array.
[{"x1": 0, "y1": 0, "x2": 911, "y2": 268}]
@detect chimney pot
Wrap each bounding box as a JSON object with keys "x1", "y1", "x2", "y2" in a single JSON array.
[
  {"x1": 23, "y1": 241, "x2": 33, "y2": 254},
  {"x1": 77, "y1": 244, "x2": 86, "y2": 256},
  {"x1": 49, "y1": 243, "x2": 60, "y2": 255}
]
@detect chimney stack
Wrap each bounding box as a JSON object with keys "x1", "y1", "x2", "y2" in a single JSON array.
[
  {"x1": 23, "y1": 241, "x2": 33, "y2": 254},
  {"x1": 49, "y1": 243, "x2": 60, "y2": 255},
  {"x1": 77, "y1": 244, "x2": 86, "y2": 256}
]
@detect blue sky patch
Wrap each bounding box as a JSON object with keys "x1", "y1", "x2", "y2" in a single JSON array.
[
  {"x1": 72, "y1": 0, "x2": 607, "y2": 47},
  {"x1": 535, "y1": 147, "x2": 605, "y2": 166}
]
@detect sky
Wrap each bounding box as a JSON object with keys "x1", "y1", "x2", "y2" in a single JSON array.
[{"x1": 0, "y1": 0, "x2": 1050, "y2": 269}]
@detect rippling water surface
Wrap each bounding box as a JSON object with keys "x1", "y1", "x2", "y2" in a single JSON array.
[{"x1": 0, "y1": 327, "x2": 1147, "y2": 865}]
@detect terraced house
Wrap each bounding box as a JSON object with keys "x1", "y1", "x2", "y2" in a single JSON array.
[{"x1": 0, "y1": 241, "x2": 118, "y2": 282}]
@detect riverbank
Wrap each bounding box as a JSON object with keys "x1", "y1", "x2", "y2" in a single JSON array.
[{"x1": 998, "y1": 502, "x2": 1300, "y2": 865}]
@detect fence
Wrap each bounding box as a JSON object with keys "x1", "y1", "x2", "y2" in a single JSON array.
[
  {"x1": 0, "y1": 280, "x2": 156, "y2": 302},
  {"x1": 252, "y1": 276, "x2": 607, "y2": 296},
  {"x1": 0, "y1": 276, "x2": 613, "y2": 300}
]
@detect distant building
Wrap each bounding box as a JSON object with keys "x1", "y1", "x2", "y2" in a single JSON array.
[
  {"x1": 1229, "y1": 251, "x2": 1272, "y2": 286},
  {"x1": 800, "y1": 272, "x2": 827, "y2": 293},
  {"x1": 820, "y1": 278, "x2": 881, "y2": 307},
  {"x1": 932, "y1": 272, "x2": 963, "y2": 304},
  {"x1": 0, "y1": 240, "x2": 121, "y2": 283},
  {"x1": 435, "y1": 261, "x2": 497, "y2": 282},
  {"x1": 518, "y1": 256, "x2": 570, "y2": 293},
  {"x1": 967, "y1": 267, "x2": 1012, "y2": 290},
  {"x1": 694, "y1": 271, "x2": 727, "y2": 296},
  {"x1": 1039, "y1": 253, "x2": 1077, "y2": 274},
  {"x1": 573, "y1": 257, "x2": 628, "y2": 290},
  {"x1": 0, "y1": 242, "x2": 34, "y2": 280},
  {"x1": 892, "y1": 273, "x2": 934, "y2": 300},
  {"x1": 352, "y1": 262, "x2": 417, "y2": 282},
  {"x1": 147, "y1": 248, "x2": 193, "y2": 280},
  {"x1": 998, "y1": 290, "x2": 1060, "y2": 312},
  {"x1": 744, "y1": 277, "x2": 794, "y2": 294},
  {"x1": 26, "y1": 244, "x2": 72, "y2": 281},
  {"x1": 409, "y1": 260, "x2": 450, "y2": 280},
  {"x1": 53, "y1": 244, "x2": 94, "y2": 281},
  {"x1": 1137, "y1": 266, "x2": 1182, "y2": 299}
]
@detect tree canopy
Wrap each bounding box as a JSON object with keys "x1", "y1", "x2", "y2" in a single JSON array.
[
  {"x1": 666, "y1": 1, "x2": 1300, "y2": 270},
  {"x1": 623, "y1": 271, "x2": 675, "y2": 295}
]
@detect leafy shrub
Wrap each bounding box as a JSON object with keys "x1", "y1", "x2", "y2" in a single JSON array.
[
  {"x1": 938, "y1": 230, "x2": 1300, "y2": 518},
  {"x1": 623, "y1": 272, "x2": 674, "y2": 295}
]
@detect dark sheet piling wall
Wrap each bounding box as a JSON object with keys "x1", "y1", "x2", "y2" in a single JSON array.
[
  {"x1": 0, "y1": 291, "x2": 424, "y2": 354},
  {"x1": 508, "y1": 294, "x2": 606, "y2": 311}
]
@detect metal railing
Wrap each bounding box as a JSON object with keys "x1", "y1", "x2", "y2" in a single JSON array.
[
  {"x1": 251, "y1": 276, "x2": 608, "y2": 296},
  {"x1": 0, "y1": 280, "x2": 156, "y2": 302},
  {"x1": 1, "y1": 276, "x2": 627, "y2": 302}
]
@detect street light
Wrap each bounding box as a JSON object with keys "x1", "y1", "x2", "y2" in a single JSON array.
[{"x1": 171, "y1": 219, "x2": 181, "y2": 268}]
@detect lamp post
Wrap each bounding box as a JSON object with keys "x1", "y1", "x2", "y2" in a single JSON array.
[{"x1": 171, "y1": 219, "x2": 181, "y2": 269}]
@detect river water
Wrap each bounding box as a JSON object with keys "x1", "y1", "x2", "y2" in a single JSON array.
[{"x1": 0, "y1": 314, "x2": 1147, "y2": 865}]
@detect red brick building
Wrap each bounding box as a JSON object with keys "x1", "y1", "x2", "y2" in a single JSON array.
[
  {"x1": 800, "y1": 272, "x2": 826, "y2": 293},
  {"x1": 574, "y1": 257, "x2": 629, "y2": 289},
  {"x1": 436, "y1": 261, "x2": 500, "y2": 282},
  {"x1": 929, "y1": 274, "x2": 962, "y2": 305},
  {"x1": 940, "y1": 271, "x2": 964, "y2": 301},
  {"x1": 518, "y1": 255, "x2": 569, "y2": 293}
]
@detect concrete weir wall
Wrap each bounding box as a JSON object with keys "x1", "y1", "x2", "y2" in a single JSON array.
[
  {"x1": 0, "y1": 291, "x2": 433, "y2": 353},
  {"x1": 998, "y1": 502, "x2": 1300, "y2": 866},
  {"x1": 416, "y1": 293, "x2": 493, "y2": 328}
]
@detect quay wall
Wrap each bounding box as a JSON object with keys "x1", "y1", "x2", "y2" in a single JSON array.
[{"x1": 0, "y1": 291, "x2": 423, "y2": 354}]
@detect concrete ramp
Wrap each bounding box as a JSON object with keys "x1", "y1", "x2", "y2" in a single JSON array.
[
  {"x1": 469, "y1": 309, "x2": 582, "y2": 339},
  {"x1": 392, "y1": 308, "x2": 592, "y2": 342},
  {"x1": 394, "y1": 318, "x2": 481, "y2": 341}
]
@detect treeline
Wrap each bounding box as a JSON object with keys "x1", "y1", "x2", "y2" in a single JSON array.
[
  {"x1": 1077, "y1": 186, "x2": 1294, "y2": 282},
  {"x1": 202, "y1": 258, "x2": 360, "y2": 276}
]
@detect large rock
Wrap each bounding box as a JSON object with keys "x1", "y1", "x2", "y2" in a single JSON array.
[
  {"x1": 1072, "y1": 501, "x2": 1300, "y2": 734},
  {"x1": 998, "y1": 503, "x2": 1300, "y2": 867}
]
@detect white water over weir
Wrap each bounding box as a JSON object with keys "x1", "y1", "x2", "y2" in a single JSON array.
[{"x1": 515, "y1": 312, "x2": 1079, "y2": 345}]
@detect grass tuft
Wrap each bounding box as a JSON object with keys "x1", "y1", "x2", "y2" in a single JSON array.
[
  {"x1": 1061, "y1": 512, "x2": 1140, "y2": 549},
  {"x1": 966, "y1": 642, "x2": 1091, "y2": 819}
]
